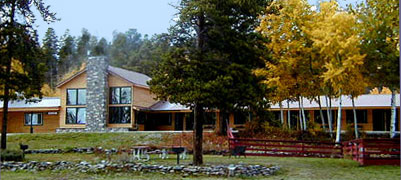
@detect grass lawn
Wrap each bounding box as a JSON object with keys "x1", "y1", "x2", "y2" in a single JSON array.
[{"x1": 2, "y1": 133, "x2": 400, "y2": 179}]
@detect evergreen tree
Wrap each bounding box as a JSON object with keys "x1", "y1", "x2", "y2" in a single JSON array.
[
  {"x1": 0, "y1": 0, "x2": 57, "y2": 149},
  {"x1": 149, "y1": 0, "x2": 269, "y2": 165},
  {"x1": 41, "y1": 27, "x2": 59, "y2": 88},
  {"x1": 58, "y1": 30, "x2": 76, "y2": 79}
]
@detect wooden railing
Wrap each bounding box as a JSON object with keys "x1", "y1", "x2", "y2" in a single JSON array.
[
  {"x1": 228, "y1": 138, "x2": 343, "y2": 158},
  {"x1": 343, "y1": 138, "x2": 400, "y2": 166}
]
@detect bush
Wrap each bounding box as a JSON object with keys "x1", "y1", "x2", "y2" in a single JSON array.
[{"x1": 1, "y1": 149, "x2": 24, "y2": 161}]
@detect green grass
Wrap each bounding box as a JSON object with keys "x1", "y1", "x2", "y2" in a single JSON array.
[
  {"x1": 2, "y1": 133, "x2": 400, "y2": 179},
  {"x1": 6, "y1": 133, "x2": 168, "y2": 150}
]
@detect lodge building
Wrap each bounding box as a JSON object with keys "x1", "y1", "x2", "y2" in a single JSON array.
[{"x1": 0, "y1": 56, "x2": 399, "y2": 134}]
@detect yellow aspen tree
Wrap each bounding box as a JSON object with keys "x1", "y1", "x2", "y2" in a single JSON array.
[
  {"x1": 256, "y1": 0, "x2": 316, "y2": 130},
  {"x1": 310, "y1": 1, "x2": 366, "y2": 142}
]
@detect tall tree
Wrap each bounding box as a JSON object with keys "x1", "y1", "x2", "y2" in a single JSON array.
[
  {"x1": 355, "y1": 0, "x2": 399, "y2": 138},
  {"x1": 149, "y1": 0, "x2": 269, "y2": 165},
  {"x1": 0, "y1": 0, "x2": 57, "y2": 149},
  {"x1": 256, "y1": 0, "x2": 315, "y2": 131},
  {"x1": 58, "y1": 30, "x2": 76, "y2": 79},
  {"x1": 41, "y1": 27, "x2": 59, "y2": 88},
  {"x1": 91, "y1": 37, "x2": 109, "y2": 56},
  {"x1": 311, "y1": 1, "x2": 365, "y2": 143},
  {"x1": 75, "y1": 28, "x2": 91, "y2": 66}
]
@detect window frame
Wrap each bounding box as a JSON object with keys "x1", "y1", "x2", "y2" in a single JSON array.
[
  {"x1": 109, "y1": 106, "x2": 131, "y2": 124},
  {"x1": 110, "y1": 87, "x2": 132, "y2": 104},
  {"x1": 24, "y1": 113, "x2": 43, "y2": 126},
  {"x1": 67, "y1": 88, "x2": 86, "y2": 105},
  {"x1": 66, "y1": 107, "x2": 87, "y2": 124}
]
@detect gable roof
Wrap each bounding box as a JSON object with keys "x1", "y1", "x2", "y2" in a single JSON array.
[
  {"x1": 56, "y1": 66, "x2": 151, "y2": 88},
  {"x1": 107, "y1": 66, "x2": 150, "y2": 88}
]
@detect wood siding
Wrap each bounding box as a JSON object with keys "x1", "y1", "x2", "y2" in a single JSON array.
[{"x1": 0, "y1": 111, "x2": 59, "y2": 133}]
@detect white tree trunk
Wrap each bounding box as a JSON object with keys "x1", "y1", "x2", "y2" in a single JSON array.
[
  {"x1": 318, "y1": 96, "x2": 326, "y2": 131},
  {"x1": 325, "y1": 96, "x2": 333, "y2": 137},
  {"x1": 335, "y1": 93, "x2": 343, "y2": 143},
  {"x1": 352, "y1": 97, "x2": 359, "y2": 139},
  {"x1": 298, "y1": 98, "x2": 303, "y2": 131},
  {"x1": 300, "y1": 97, "x2": 307, "y2": 130},
  {"x1": 279, "y1": 102, "x2": 284, "y2": 125},
  {"x1": 390, "y1": 89, "x2": 397, "y2": 138},
  {"x1": 287, "y1": 100, "x2": 291, "y2": 129}
]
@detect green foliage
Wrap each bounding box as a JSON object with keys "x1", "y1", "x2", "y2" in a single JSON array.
[
  {"x1": 1, "y1": 149, "x2": 24, "y2": 161},
  {"x1": 354, "y1": 0, "x2": 399, "y2": 90},
  {"x1": 149, "y1": 0, "x2": 270, "y2": 111},
  {"x1": 41, "y1": 28, "x2": 59, "y2": 88}
]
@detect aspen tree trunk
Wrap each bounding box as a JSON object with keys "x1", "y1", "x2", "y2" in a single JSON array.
[
  {"x1": 335, "y1": 93, "x2": 343, "y2": 143},
  {"x1": 287, "y1": 100, "x2": 291, "y2": 129},
  {"x1": 300, "y1": 97, "x2": 307, "y2": 130},
  {"x1": 390, "y1": 89, "x2": 397, "y2": 138},
  {"x1": 352, "y1": 97, "x2": 359, "y2": 139},
  {"x1": 326, "y1": 96, "x2": 333, "y2": 137},
  {"x1": 279, "y1": 102, "x2": 284, "y2": 125},
  {"x1": 298, "y1": 98, "x2": 303, "y2": 131},
  {"x1": 318, "y1": 96, "x2": 326, "y2": 131}
]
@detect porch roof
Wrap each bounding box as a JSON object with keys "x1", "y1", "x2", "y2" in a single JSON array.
[
  {"x1": 270, "y1": 94, "x2": 400, "y2": 110},
  {"x1": 148, "y1": 101, "x2": 190, "y2": 111},
  {"x1": 0, "y1": 97, "x2": 60, "y2": 109}
]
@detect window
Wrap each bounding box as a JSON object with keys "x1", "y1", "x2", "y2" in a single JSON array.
[
  {"x1": 67, "y1": 89, "x2": 86, "y2": 105},
  {"x1": 24, "y1": 113, "x2": 43, "y2": 126},
  {"x1": 204, "y1": 112, "x2": 216, "y2": 125},
  {"x1": 147, "y1": 113, "x2": 172, "y2": 125},
  {"x1": 234, "y1": 111, "x2": 248, "y2": 125},
  {"x1": 110, "y1": 87, "x2": 131, "y2": 104},
  {"x1": 66, "y1": 108, "x2": 86, "y2": 124},
  {"x1": 346, "y1": 110, "x2": 368, "y2": 124},
  {"x1": 109, "y1": 106, "x2": 131, "y2": 124}
]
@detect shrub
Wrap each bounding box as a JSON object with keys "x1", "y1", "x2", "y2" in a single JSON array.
[{"x1": 1, "y1": 149, "x2": 24, "y2": 161}]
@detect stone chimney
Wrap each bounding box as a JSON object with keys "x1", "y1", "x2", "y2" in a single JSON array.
[{"x1": 86, "y1": 56, "x2": 108, "y2": 132}]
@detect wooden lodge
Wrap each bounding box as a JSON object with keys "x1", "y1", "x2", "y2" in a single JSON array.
[{"x1": 0, "y1": 57, "x2": 399, "y2": 134}]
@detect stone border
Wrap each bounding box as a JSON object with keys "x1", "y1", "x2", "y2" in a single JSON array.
[{"x1": 1, "y1": 161, "x2": 280, "y2": 177}]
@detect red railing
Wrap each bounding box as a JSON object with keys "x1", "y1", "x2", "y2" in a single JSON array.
[
  {"x1": 228, "y1": 138, "x2": 343, "y2": 158},
  {"x1": 343, "y1": 138, "x2": 400, "y2": 166}
]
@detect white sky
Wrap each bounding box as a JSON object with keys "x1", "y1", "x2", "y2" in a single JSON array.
[{"x1": 34, "y1": 0, "x2": 362, "y2": 42}]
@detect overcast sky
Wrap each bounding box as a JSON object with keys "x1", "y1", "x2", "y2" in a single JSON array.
[{"x1": 34, "y1": 0, "x2": 362, "y2": 43}]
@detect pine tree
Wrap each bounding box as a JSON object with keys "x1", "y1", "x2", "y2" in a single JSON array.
[
  {"x1": 149, "y1": 0, "x2": 269, "y2": 165},
  {"x1": 42, "y1": 28, "x2": 59, "y2": 88},
  {"x1": 0, "y1": 0, "x2": 57, "y2": 149}
]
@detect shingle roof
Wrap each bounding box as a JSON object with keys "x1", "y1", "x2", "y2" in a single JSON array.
[
  {"x1": 107, "y1": 66, "x2": 150, "y2": 87},
  {"x1": 0, "y1": 97, "x2": 60, "y2": 109},
  {"x1": 56, "y1": 66, "x2": 151, "y2": 88},
  {"x1": 270, "y1": 94, "x2": 400, "y2": 110}
]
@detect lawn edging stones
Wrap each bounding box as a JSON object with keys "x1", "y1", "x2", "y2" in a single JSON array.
[{"x1": 1, "y1": 160, "x2": 279, "y2": 177}]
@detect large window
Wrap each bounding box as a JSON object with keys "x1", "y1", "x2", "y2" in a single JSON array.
[
  {"x1": 24, "y1": 113, "x2": 43, "y2": 126},
  {"x1": 109, "y1": 106, "x2": 131, "y2": 124},
  {"x1": 67, "y1": 89, "x2": 86, "y2": 105},
  {"x1": 66, "y1": 108, "x2": 86, "y2": 124},
  {"x1": 110, "y1": 87, "x2": 131, "y2": 104},
  {"x1": 346, "y1": 110, "x2": 368, "y2": 124},
  {"x1": 147, "y1": 113, "x2": 172, "y2": 125}
]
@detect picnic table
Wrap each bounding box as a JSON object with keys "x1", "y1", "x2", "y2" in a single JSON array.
[{"x1": 131, "y1": 146, "x2": 150, "y2": 161}]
